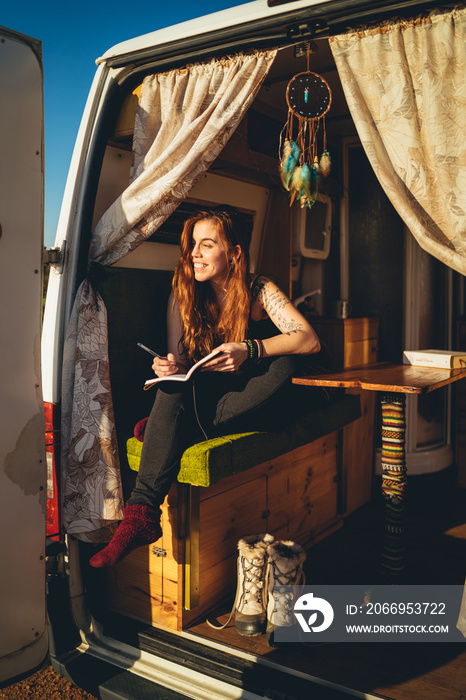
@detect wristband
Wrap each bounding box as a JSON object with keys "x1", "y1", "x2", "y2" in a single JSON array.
[
  {"x1": 244, "y1": 338, "x2": 260, "y2": 362},
  {"x1": 254, "y1": 338, "x2": 264, "y2": 359}
]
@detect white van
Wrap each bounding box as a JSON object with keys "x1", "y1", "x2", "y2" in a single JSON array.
[{"x1": 2, "y1": 1, "x2": 466, "y2": 697}]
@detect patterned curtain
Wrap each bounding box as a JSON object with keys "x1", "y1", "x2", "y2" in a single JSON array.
[
  {"x1": 61, "y1": 49, "x2": 277, "y2": 543},
  {"x1": 458, "y1": 583, "x2": 466, "y2": 638},
  {"x1": 330, "y1": 7, "x2": 466, "y2": 276}
]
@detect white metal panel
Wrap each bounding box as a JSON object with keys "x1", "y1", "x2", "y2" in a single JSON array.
[
  {"x1": 0, "y1": 27, "x2": 47, "y2": 681},
  {"x1": 96, "y1": 0, "x2": 334, "y2": 64}
]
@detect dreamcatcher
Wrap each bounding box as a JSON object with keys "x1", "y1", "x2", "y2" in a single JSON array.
[{"x1": 279, "y1": 47, "x2": 332, "y2": 208}]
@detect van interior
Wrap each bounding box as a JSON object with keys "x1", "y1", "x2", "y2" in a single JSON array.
[{"x1": 77, "y1": 31, "x2": 466, "y2": 700}]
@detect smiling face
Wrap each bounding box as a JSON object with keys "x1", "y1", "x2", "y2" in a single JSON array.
[{"x1": 191, "y1": 219, "x2": 236, "y2": 286}]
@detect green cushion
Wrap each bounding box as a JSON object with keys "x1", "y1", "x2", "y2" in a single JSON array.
[
  {"x1": 127, "y1": 438, "x2": 144, "y2": 472},
  {"x1": 126, "y1": 394, "x2": 361, "y2": 488}
]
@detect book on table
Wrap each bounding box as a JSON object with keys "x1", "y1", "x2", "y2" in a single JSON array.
[
  {"x1": 403, "y1": 349, "x2": 466, "y2": 369},
  {"x1": 144, "y1": 349, "x2": 222, "y2": 389}
]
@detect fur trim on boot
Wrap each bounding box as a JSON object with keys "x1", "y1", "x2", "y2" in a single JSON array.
[
  {"x1": 237, "y1": 533, "x2": 274, "y2": 563},
  {"x1": 89, "y1": 504, "x2": 162, "y2": 568},
  {"x1": 267, "y1": 540, "x2": 307, "y2": 573},
  {"x1": 266, "y1": 540, "x2": 306, "y2": 646}
]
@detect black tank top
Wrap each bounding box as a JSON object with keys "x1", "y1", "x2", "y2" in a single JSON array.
[{"x1": 247, "y1": 317, "x2": 278, "y2": 341}]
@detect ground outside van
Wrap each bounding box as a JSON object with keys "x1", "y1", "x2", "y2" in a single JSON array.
[{"x1": 1, "y1": 1, "x2": 466, "y2": 698}]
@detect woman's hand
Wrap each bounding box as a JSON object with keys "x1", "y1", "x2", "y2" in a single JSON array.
[
  {"x1": 200, "y1": 342, "x2": 248, "y2": 373},
  {"x1": 152, "y1": 352, "x2": 181, "y2": 378}
]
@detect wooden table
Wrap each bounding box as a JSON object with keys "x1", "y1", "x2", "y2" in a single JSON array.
[{"x1": 294, "y1": 363, "x2": 466, "y2": 577}]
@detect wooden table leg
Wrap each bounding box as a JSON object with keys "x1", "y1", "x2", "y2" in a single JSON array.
[{"x1": 380, "y1": 393, "x2": 407, "y2": 577}]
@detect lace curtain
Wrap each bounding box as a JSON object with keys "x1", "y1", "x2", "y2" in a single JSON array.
[
  {"x1": 61, "y1": 49, "x2": 277, "y2": 543},
  {"x1": 330, "y1": 7, "x2": 466, "y2": 276}
]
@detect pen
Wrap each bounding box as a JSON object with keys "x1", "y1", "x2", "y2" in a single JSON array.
[{"x1": 137, "y1": 342, "x2": 163, "y2": 359}]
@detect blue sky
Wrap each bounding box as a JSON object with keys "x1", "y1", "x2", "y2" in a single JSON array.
[{"x1": 2, "y1": 0, "x2": 245, "y2": 246}]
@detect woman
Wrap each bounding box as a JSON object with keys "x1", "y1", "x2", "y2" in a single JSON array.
[{"x1": 90, "y1": 206, "x2": 322, "y2": 568}]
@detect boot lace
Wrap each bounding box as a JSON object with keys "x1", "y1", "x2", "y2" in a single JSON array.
[
  {"x1": 269, "y1": 561, "x2": 305, "y2": 624},
  {"x1": 238, "y1": 556, "x2": 266, "y2": 609},
  {"x1": 207, "y1": 554, "x2": 266, "y2": 630}
]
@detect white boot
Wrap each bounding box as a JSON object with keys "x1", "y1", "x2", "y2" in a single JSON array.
[
  {"x1": 266, "y1": 540, "x2": 306, "y2": 645},
  {"x1": 234, "y1": 533, "x2": 274, "y2": 636}
]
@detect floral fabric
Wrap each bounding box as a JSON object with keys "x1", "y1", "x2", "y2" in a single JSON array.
[
  {"x1": 60, "y1": 282, "x2": 121, "y2": 542},
  {"x1": 330, "y1": 7, "x2": 466, "y2": 275},
  {"x1": 458, "y1": 580, "x2": 466, "y2": 638},
  {"x1": 61, "y1": 50, "x2": 277, "y2": 542}
]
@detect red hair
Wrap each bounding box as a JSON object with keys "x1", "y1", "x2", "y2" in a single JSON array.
[{"x1": 172, "y1": 207, "x2": 251, "y2": 363}]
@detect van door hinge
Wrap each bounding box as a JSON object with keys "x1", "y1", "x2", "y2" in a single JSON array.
[
  {"x1": 287, "y1": 19, "x2": 326, "y2": 42},
  {"x1": 43, "y1": 241, "x2": 66, "y2": 270},
  {"x1": 45, "y1": 538, "x2": 66, "y2": 583}
]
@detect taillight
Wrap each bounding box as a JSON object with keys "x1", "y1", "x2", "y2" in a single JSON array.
[{"x1": 44, "y1": 402, "x2": 60, "y2": 539}]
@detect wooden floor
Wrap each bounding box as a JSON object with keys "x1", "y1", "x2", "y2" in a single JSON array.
[{"x1": 187, "y1": 471, "x2": 466, "y2": 700}]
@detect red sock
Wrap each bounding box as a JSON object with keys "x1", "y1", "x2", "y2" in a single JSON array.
[{"x1": 89, "y1": 504, "x2": 162, "y2": 568}]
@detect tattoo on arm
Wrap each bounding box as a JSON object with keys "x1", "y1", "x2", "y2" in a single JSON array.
[
  {"x1": 265, "y1": 290, "x2": 290, "y2": 317},
  {"x1": 275, "y1": 314, "x2": 305, "y2": 335},
  {"x1": 251, "y1": 277, "x2": 267, "y2": 305},
  {"x1": 253, "y1": 278, "x2": 305, "y2": 335},
  {"x1": 262, "y1": 286, "x2": 298, "y2": 328}
]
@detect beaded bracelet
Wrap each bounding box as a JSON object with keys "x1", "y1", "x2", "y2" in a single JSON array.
[
  {"x1": 244, "y1": 338, "x2": 263, "y2": 363},
  {"x1": 244, "y1": 339, "x2": 257, "y2": 361}
]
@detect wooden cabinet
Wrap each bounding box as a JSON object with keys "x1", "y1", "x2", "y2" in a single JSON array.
[
  {"x1": 311, "y1": 317, "x2": 379, "y2": 514},
  {"x1": 105, "y1": 431, "x2": 343, "y2": 630},
  {"x1": 311, "y1": 317, "x2": 379, "y2": 369}
]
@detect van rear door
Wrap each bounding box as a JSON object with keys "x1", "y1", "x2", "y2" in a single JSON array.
[{"x1": 0, "y1": 26, "x2": 47, "y2": 682}]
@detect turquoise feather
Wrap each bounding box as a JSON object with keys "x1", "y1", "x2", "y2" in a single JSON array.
[
  {"x1": 291, "y1": 163, "x2": 319, "y2": 208},
  {"x1": 291, "y1": 164, "x2": 310, "y2": 199},
  {"x1": 280, "y1": 139, "x2": 300, "y2": 191}
]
